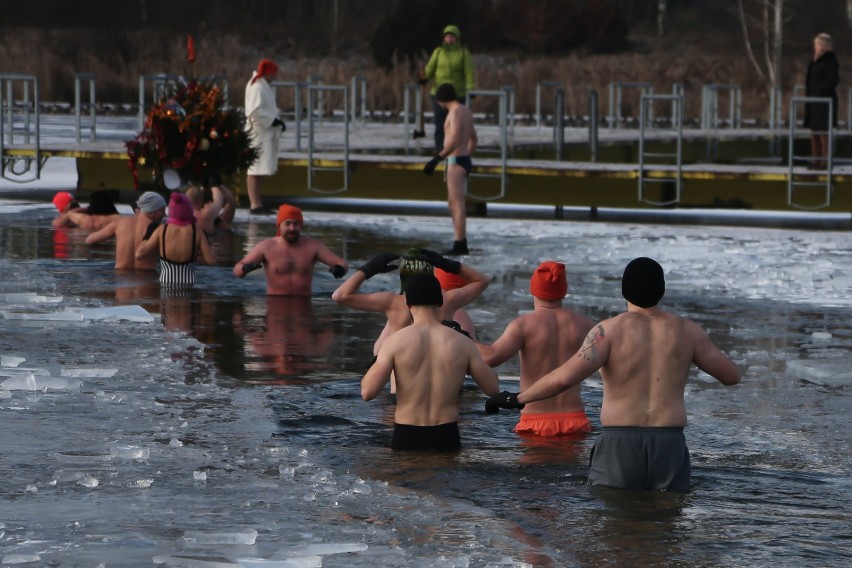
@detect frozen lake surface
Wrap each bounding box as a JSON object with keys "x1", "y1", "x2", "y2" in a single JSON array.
[{"x1": 0, "y1": 197, "x2": 850, "y2": 566}]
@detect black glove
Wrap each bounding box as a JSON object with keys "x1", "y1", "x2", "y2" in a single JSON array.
[
  {"x1": 419, "y1": 248, "x2": 461, "y2": 274},
  {"x1": 485, "y1": 391, "x2": 525, "y2": 413},
  {"x1": 423, "y1": 154, "x2": 442, "y2": 176},
  {"x1": 417, "y1": 77, "x2": 428, "y2": 86},
  {"x1": 242, "y1": 262, "x2": 263, "y2": 275},
  {"x1": 272, "y1": 118, "x2": 286, "y2": 132},
  {"x1": 142, "y1": 221, "x2": 159, "y2": 241},
  {"x1": 329, "y1": 264, "x2": 347, "y2": 279},
  {"x1": 358, "y1": 252, "x2": 400, "y2": 279}
]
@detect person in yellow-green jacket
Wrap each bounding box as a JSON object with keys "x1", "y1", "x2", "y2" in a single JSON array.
[{"x1": 420, "y1": 24, "x2": 476, "y2": 152}]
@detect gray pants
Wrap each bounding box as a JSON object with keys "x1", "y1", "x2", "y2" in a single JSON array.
[{"x1": 588, "y1": 426, "x2": 691, "y2": 492}]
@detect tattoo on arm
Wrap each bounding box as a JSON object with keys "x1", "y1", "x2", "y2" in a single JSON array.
[{"x1": 577, "y1": 325, "x2": 605, "y2": 362}]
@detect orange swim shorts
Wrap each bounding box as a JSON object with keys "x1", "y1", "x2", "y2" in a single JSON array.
[{"x1": 514, "y1": 411, "x2": 592, "y2": 437}]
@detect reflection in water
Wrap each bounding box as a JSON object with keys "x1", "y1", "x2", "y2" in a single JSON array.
[{"x1": 236, "y1": 295, "x2": 337, "y2": 383}]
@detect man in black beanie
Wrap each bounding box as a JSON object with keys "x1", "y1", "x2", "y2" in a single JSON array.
[
  {"x1": 361, "y1": 273, "x2": 500, "y2": 451},
  {"x1": 492, "y1": 257, "x2": 741, "y2": 491}
]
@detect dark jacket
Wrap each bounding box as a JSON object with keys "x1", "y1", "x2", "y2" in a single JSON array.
[{"x1": 804, "y1": 50, "x2": 839, "y2": 131}]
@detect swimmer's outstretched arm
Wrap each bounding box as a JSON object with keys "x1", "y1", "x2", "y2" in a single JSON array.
[{"x1": 476, "y1": 318, "x2": 524, "y2": 367}]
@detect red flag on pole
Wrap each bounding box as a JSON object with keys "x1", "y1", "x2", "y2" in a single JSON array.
[{"x1": 187, "y1": 34, "x2": 196, "y2": 63}]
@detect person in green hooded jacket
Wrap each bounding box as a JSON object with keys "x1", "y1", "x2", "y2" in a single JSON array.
[{"x1": 420, "y1": 25, "x2": 476, "y2": 152}]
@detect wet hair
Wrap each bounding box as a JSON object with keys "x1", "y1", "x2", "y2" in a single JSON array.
[{"x1": 435, "y1": 83, "x2": 458, "y2": 103}]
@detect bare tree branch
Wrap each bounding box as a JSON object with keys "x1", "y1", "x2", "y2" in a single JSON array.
[{"x1": 738, "y1": 0, "x2": 766, "y2": 81}]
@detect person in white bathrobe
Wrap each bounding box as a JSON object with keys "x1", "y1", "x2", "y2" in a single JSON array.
[{"x1": 244, "y1": 58, "x2": 286, "y2": 215}]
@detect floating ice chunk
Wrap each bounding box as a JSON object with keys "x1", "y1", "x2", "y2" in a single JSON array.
[
  {"x1": 193, "y1": 471, "x2": 207, "y2": 481},
  {"x1": 129, "y1": 479, "x2": 154, "y2": 488},
  {"x1": 109, "y1": 443, "x2": 150, "y2": 460},
  {"x1": 72, "y1": 305, "x2": 155, "y2": 323},
  {"x1": 786, "y1": 359, "x2": 852, "y2": 386},
  {"x1": 61, "y1": 367, "x2": 118, "y2": 378},
  {"x1": 2, "y1": 554, "x2": 42, "y2": 565},
  {"x1": 0, "y1": 390, "x2": 11, "y2": 399},
  {"x1": 182, "y1": 528, "x2": 258, "y2": 545},
  {"x1": 280, "y1": 543, "x2": 368, "y2": 556},
  {"x1": 1, "y1": 310, "x2": 83, "y2": 321},
  {"x1": 153, "y1": 556, "x2": 240, "y2": 567},
  {"x1": 351, "y1": 480, "x2": 372, "y2": 495},
  {"x1": 169, "y1": 438, "x2": 184, "y2": 447},
  {"x1": 26, "y1": 484, "x2": 38, "y2": 493},
  {"x1": 279, "y1": 465, "x2": 295, "y2": 478},
  {"x1": 77, "y1": 476, "x2": 99, "y2": 488},
  {"x1": 1, "y1": 355, "x2": 25, "y2": 367},
  {"x1": 0, "y1": 373, "x2": 79, "y2": 391},
  {"x1": 811, "y1": 331, "x2": 832, "y2": 339},
  {"x1": 237, "y1": 557, "x2": 321, "y2": 568}
]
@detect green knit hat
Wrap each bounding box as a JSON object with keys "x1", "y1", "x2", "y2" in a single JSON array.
[{"x1": 398, "y1": 248, "x2": 434, "y2": 293}]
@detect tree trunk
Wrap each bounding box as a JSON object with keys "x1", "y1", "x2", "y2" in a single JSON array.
[{"x1": 657, "y1": 0, "x2": 667, "y2": 36}]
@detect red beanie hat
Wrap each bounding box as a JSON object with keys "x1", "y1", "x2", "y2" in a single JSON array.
[
  {"x1": 252, "y1": 59, "x2": 278, "y2": 84},
  {"x1": 530, "y1": 261, "x2": 568, "y2": 301},
  {"x1": 434, "y1": 267, "x2": 467, "y2": 291},
  {"x1": 53, "y1": 192, "x2": 74, "y2": 212},
  {"x1": 276, "y1": 204, "x2": 304, "y2": 236}
]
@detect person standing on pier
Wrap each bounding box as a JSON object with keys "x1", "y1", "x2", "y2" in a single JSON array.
[
  {"x1": 423, "y1": 83, "x2": 478, "y2": 256},
  {"x1": 244, "y1": 58, "x2": 286, "y2": 215},
  {"x1": 804, "y1": 33, "x2": 839, "y2": 170},
  {"x1": 419, "y1": 25, "x2": 476, "y2": 153}
]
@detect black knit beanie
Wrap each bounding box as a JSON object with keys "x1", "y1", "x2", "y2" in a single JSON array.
[{"x1": 621, "y1": 257, "x2": 665, "y2": 308}]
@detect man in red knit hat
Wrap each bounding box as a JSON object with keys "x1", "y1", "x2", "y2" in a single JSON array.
[
  {"x1": 476, "y1": 260, "x2": 595, "y2": 436},
  {"x1": 233, "y1": 204, "x2": 347, "y2": 295}
]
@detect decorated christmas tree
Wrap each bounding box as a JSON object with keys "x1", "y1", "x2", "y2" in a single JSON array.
[{"x1": 126, "y1": 35, "x2": 258, "y2": 190}]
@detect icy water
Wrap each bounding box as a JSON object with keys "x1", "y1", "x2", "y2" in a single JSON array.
[{"x1": 0, "y1": 198, "x2": 850, "y2": 567}]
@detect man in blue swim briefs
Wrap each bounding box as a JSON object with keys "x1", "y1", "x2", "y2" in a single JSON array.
[
  {"x1": 423, "y1": 83, "x2": 478, "y2": 256},
  {"x1": 361, "y1": 273, "x2": 499, "y2": 451},
  {"x1": 491, "y1": 257, "x2": 741, "y2": 491}
]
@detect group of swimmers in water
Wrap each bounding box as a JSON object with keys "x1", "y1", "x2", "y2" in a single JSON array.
[{"x1": 51, "y1": 191, "x2": 741, "y2": 492}]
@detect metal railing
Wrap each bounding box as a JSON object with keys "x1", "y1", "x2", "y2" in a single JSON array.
[
  {"x1": 74, "y1": 74, "x2": 96, "y2": 143},
  {"x1": 535, "y1": 81, "x2": 562, "y2": 129},
  {"x1": 788, "y1": 96, "x2": 833, "y2": 210},
  {"x1": 307, "y1": 84, "x2": 349, "y2": 194},
  {"x1": 638, "y1": 94, "x2": 683, "y2": 206},
  {"x1": 701, "y1": 84, "x2": 742, "y2": 129},
  {"x1": 402, "y1": 82, "x2": 426, "y2": 154},
  {"x1": 138, "y1": 73, "x2": 182, "y2": 129},
  {"x1": 350, "y1": 76, "x2": 367, "y2": 124},
  {"x1": 465, "y1": 88, "x2": 510, "y2": 201},
  {"x1": 0, "y1": 74, "x2": 42, "y2": 182},
  {"x1": 270, "y1": 81, "x2": 306, "y2": 152},
  {"x1": 608, "y1": 82, "x2": 653, "y2": 128}
]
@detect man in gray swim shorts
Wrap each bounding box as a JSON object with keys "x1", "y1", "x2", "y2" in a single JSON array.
[{"x1": 490, "y1": 257, "x2": 741, "y2": 491}]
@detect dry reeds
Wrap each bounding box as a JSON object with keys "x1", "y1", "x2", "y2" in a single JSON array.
[{"x1": 0, "y1": 26, "x2": 843, "y2": 125}]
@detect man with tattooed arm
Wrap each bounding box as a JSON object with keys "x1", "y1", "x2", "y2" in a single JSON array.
[{"x1": 490, "y1": 257, "x2": 740, "y2": 491}]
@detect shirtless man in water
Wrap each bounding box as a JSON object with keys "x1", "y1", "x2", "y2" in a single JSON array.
[
  {"x1": 492, "y1": 257, "x2": 741, "y2": 491},
  {"x1": 478, "y1": 261, "x2": 595, "y2": 436},
  {"x1": 85, "y1": 191, "x2": 167, "y2": 270},
  {"x1": 361, "y1": 273, "x2": 500, "y2": 451},
  {"x1": 332, "y1": 248, "x2": 490, "y2": 359},
  {"x1": 233, "y1": 204, "x2": 348, "y2": 296},
  {"x1": 423, "y1": 83, "x2": 478, "y2": 256}
]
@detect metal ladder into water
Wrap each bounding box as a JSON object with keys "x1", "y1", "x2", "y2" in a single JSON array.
[
  {"x1": 0, "y1": 74, "x2": 43, "y2": 182},
  {"x1": 637, "y1": 94, "x2": 684, "y2": 206},
  {"x1": 787, "y1": 97, "x2": 834, "y2": 210}
]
